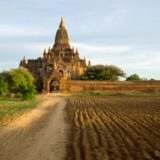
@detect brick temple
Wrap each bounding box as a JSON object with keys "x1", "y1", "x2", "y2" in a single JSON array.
[{"x1": 20, "y1": 17, "x2": 90, "y2": 92}]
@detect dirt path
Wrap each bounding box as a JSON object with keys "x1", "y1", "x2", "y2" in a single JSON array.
[{"x1": 0, "y1": 93, "x2": 69, "y2": 160}]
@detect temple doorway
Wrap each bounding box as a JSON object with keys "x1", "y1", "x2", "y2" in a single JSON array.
[{"x1": 50, "y1": 80, "x2": 59, "y2": 92}]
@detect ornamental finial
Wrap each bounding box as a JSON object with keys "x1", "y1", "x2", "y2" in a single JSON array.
[{"x1": 59, "y1": 16, "x2": 65, "y2": 29}]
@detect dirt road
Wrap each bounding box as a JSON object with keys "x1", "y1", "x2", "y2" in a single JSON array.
[{"x1": 0, "y1": 93, "x2": 69, "y2": 160}]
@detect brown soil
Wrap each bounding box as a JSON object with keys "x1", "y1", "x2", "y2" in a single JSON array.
[
  {"x1": 0, "y1": 93, "x2": 69, "y2": 160},
  {"x1": 66, "y1": 96, "x2": 160, "y2": 160}
]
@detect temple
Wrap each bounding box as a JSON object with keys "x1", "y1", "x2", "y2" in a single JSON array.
[{"x1": 20, "y1": 17, "x2": 90, "y2": 92}]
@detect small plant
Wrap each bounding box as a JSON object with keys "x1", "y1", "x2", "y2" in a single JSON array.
[
  {"x1": 90, "y1": 119, "x2": 95, "y2": 123},
  {"x1": 65, "y1": 89, "x2": 70, "y2": 94},
  {"x1": 92, "y1": 91, "x2": 101, "y2": 95},
  {"x1": 152, "y1": 88, "x2": 159, "y2": 94}
]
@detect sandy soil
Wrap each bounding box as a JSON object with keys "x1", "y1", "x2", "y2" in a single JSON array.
[
  {"x1": 0, "y1": 93, "x2": 69, "y2": 160},
  {"x1": 66, "y1": 96, "x2": 160, "y2": 160}
]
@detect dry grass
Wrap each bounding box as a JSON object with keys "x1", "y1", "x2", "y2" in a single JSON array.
[
  {"x1": 66, "y1": 96, "x2": 160, "y2": 160},
  {"x1": 0, "y1": 98, "x2": 39, "y2": 126}
]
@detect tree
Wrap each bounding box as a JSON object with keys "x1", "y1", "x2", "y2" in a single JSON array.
[
  {"x1": 9, "y1": 67, "x2": 37, "y2": 100},
  {"x1": 126, "y1": 74, "x2": 143, "y2": 81},
  {"x1": 0, "y1": 67, "x2": 36, "y2": 99},
  {"x1": 0, "y1": 71, "x2": 9, "y2": 97},
  {"x1": 0, "y1": 79, "x2": 8, "y2": 97},
  {"x1": 79, "y1": 65, "x2": 126, "y2": 81}
]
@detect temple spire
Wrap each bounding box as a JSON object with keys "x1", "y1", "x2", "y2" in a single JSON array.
[
  {"x1": 59, "y1": 17, "x2": 65, "y2": 29},
  {"x1": 55, "y1": 17, "x2": 69, "y2": 45},
  {"x1": 75, "y1": 48, "x2": 79, "y2": 55},
  {"x1": 88, "y1": 60, "x2": 91, "y2": 67}
]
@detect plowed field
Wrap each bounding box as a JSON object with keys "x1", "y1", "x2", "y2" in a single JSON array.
[{"x1": 66, "y1": 96, "x2": 160, "y2": 160}]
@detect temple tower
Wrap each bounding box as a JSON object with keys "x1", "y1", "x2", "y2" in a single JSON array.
[
  {"x1": 20, "y1": 17, "x2": 88, "y2": 93},
  {"x1": 53, "y1": 17, "x2": 71, "y2": 51}
]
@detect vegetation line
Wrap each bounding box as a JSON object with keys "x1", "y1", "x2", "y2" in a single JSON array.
[
  {"x1": 0, "y1": 98, "x2": 39, "y2": 127},
  {"x1": 71, "y1": 92, "x2": 160, "y2": 97}
]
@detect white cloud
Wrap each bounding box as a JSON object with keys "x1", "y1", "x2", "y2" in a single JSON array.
[
  {"x1": 0, "y1": 62, "x2": 18, "y2": 72},
  {"x1": 0, "y1": 41, "x2": 160, "y2": 79},
  {"x1": 0, "y1": 24, "x2": 49, "y2": 36},
  {"x1": 70, "y1": 43, "x2": 160, "y2": 79},
  {"x1": 71, "y1": 43, "x2": 133, "y2": 56}
]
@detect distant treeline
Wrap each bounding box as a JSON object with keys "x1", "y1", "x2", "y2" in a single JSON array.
[{"x1": 78, "y1": 65, "x2": 151, "y2": 81}]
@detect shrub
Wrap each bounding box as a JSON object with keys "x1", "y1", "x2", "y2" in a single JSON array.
[
  {"x1": 10, "y1": 67, "x2": 36, "y2": 100},
  {"x1": 79, "y1": 65, "x2": 126, "y2": 81},
  {"x1": 126, "y1": 74, "x2": 143, "y2": 81},
  {"x1": 0, "y1": 79, "x2": 8, "y2": 97},
  {"x1": 0, "y1": 67, "x2": 36, "y2": 100}
]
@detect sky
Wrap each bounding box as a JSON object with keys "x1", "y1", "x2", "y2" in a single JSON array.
[{"x1": 0, "y1": 0, "x2": 160, "y2": 79}]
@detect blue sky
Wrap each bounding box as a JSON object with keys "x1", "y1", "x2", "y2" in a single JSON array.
[{"x1": 0, "y1": 0, "x2": 160, "y2": 79}]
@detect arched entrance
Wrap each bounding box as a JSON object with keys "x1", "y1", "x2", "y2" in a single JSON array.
[
  {"x1": 50, "y1": 80, "x2": 59, "y2": 92},
  {"x1": 59, "y1": 70, "x2": 63, "y2": 76}
]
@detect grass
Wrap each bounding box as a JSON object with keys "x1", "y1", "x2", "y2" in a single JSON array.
[
  {"x1": 72, "y1": 91, "x2": 160, "y2": 97},
  {"x1": 0, "y1": 98, "x2": 39, "y2": 127},
  {"x1": 72, "y1": 91, "x2": 101, "y2": 97}
]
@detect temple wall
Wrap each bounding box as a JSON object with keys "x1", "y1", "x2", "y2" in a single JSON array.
[{"x1": 65, "y1": 80, "x2": 160, "y2": 93}]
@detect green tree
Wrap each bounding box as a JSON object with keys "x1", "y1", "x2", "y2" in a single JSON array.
[
  {"x1": 79, "y1": 65, "x2": 126, "y2": 81},
  {"x1": 0, "y1": 71, "x2": 9, "y2": 97},
  {"x1": 0, "y1": 79, "x2": 8, "y2": 97},
  {"x1": 0, "y1": 71, "x2": 13, "y2": 93},
  {"x1": 9, "y1": 67, "x2": 36, "y2": 100},
  {"x1": 0, "y1": 67, "x2": 36, "y2": 100},
  {"x1": 126, "y1": 74, "x2": 143, "y2": 81}
]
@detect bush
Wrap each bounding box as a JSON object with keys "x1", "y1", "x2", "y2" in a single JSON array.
[
  {"x1": 126, "y1": 74, "x2": 143, "y2": 81},
  {"x1": 79, "y1": 65, "x2": 126, "y2": 81},
  {"x1": 14, "y1": 82, "x2": 36, "y2": 100},
  {"x1": 0, "y1": 79, "x2": 8, "y2": 97},
  {"x1": 10, "y1": 67, "x2": 36, "y2": 100},
  {"x1": 0, "y1": 67, "x2": 36, "y2": 100}
]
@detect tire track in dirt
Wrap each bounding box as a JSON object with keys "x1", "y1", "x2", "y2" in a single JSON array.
[{"x1": 0, "y1": 94, "x2": 69, "y2": 160}]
